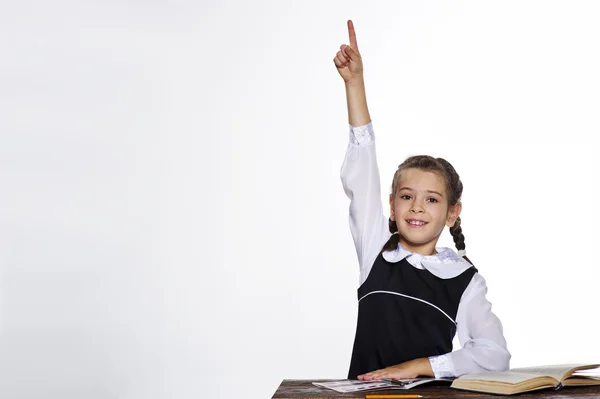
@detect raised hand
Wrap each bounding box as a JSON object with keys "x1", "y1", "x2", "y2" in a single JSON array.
[{"x1": 333, "y1": 20, "x2": 363, "y2": 83}]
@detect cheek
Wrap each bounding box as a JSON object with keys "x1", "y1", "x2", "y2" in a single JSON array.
[
  {"x1": 432, "y1": 206, "x2": 450, "y2": 222},
  {"x1": 394, "y1": 203, "x2": 408, "y2": 215},
  {"x1": 444, "y1": 210, "x2": 455, "y2": 224}
]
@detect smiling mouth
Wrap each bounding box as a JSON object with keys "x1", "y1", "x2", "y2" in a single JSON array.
[{"x1": 406, "y1": 219, "x2": 427, "y2": 227}]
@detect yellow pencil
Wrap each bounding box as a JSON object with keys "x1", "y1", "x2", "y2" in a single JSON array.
[{"x1": 365, "y1": 395, "x2": 423, "y2": 399}]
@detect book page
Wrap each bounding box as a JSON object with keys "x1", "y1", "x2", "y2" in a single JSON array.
[
  {"x1": 312, "y1": 378, "x2": 454, "y2": 393},
  {"x1": 456, "y1": 371, "x2": 550, "y2": 384},
  {"x1": 510, "y1": 364, "x2": 595, "y2": 382},
  {"x1": 312, "y1": 380, "x2": 400, "y2": 393},
  {"x1": 565, "y1": 366, "x2": 600, "y2": 386},
  {"x1": 573, "y1": 366, "x2": 600, "y2": 377}
]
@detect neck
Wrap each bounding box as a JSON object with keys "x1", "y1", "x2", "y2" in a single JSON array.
[{"x1": 399, "y1": 237, "x2": 438, "y2": 256}]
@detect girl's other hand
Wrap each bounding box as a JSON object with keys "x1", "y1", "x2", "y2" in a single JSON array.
[
  {"x1": 357, "y1": 358, "x2": 433, "y2": 380},
  {"x1": 333, "y1": 20, "x2": 363, "y2": 83}
]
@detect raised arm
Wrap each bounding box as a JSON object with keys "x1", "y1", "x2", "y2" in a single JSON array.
[
  {"x1": 335, "y1": 20, "x2": 389, "y2": 282},
  {"x1": 333, "y1": 20, "x2": 371, "y2": 126}
]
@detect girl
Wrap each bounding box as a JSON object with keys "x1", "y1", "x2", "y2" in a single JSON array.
[{"x1": 333, "y1": 20, "x2": 510, "y2": 381}]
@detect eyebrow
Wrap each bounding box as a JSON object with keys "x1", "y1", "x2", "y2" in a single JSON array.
[{"x1": 398, "y1": 187, "x2": 444, "y2": 197}]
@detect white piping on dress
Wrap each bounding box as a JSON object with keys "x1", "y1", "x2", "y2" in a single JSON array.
[{"x1": 358, "y1": 290, "x2": 457, "y2": 325}]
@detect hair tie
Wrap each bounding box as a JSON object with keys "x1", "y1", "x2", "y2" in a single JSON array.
[{"x1": 457, "y1": 249, "x2": 466, "y2": 257}]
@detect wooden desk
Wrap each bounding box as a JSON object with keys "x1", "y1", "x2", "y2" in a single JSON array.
[{"x1": 272, "y1": 380, "x2": 600, "y2": 399}]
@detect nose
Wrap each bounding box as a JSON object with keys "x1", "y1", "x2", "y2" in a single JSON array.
[{"x1": 410, "y1": 202, "x2": 424, "y2": 213}]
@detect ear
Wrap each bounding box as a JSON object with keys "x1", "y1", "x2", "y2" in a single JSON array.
[
  {"x1": 389, "y1": 194, "x2": 395, "y2": 221},
  {"x1": 446, "y1": 202, "x2": 462, "y2": 227}
]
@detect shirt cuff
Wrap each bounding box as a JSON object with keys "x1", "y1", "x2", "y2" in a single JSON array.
[
  {"x1": 349, "y1": 122, "x2": 375, "y2": 145},
  {"x1": 428, "y1": 354, "x2": 456, "y2": 378}
]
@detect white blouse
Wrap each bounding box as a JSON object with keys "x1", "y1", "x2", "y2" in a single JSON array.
[{"x1": 340, "y1": 121, "x2": 511, "y2": 378}]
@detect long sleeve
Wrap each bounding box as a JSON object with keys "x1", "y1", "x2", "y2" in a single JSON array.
[
  {"x1": 340, "y1": 122, "x2": 390, "y2": 284},
  {"x1": 429, "y1": 273, "x2": 511, "y2": 377}
]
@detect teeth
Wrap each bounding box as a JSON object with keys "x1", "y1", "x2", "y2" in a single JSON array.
[{"x1": 408, "y1": 220, "x2": 425, "y2": 226}]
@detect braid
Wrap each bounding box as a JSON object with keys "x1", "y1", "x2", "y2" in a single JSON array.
[
  {"x1": 381, "y1": 218, "x2": 400, "y2": 253},
  {"x1": 449, "y1": 217, "x2": 465, "y2": 250},
  {"x1": 449, "y1": 216, "x2": 474, "y2": 266}
]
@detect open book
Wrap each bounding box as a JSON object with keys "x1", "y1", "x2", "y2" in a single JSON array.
[
  {"x1": 312, "y1": 377, "x2": 454, "y2": 393},
  {"x1": 450, "y1": 363, "x2": 600, "y2": 395}
]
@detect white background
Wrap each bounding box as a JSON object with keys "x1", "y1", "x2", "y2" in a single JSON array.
[{"x1": 1, "y1": 1, "x2": 599, "y2": 398}]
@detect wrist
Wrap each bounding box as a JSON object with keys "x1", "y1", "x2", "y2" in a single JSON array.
[
  {"x1": 413, "y1": 357, "x2": 434, "y2": 377},
  {"x1": 344, "y1": 77, "x2": 365, "y2": 88}
]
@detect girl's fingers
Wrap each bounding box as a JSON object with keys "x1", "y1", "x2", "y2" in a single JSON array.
[
  {"x1": 336, "y1": 50, "x2": 349, "y2": 64},
  {"x1": 347, "y1": 20, "x2": 359, "y2": 52},
  {"x1": 333, "y1": 57, "x2": 344, "y2": 68},
  {"x1": 340, "y1": 44, "x2": 350, "y2": 59},
  {"x1": 338, "y1": 46, "x2": 349, "y2": 58},
  {"x1": 369, "y1": 370, "x2": 389, "y2": 380},
  {"x1": 362, "y1": 372, "x2": 382, "y2": 380},
  {"x1": 342, "y1": 44, "x2": 359, "y2": 61},
  {"x1": 336, "y1": 52, "x2": 349, "y2": 67}
]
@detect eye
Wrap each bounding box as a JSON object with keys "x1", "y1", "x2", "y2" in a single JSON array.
[
  {"x1": 426, "y1": 197, "x2": 439, "y2": 203},
  {"x1": 400, "y1": 194, "x2": 412, "y2": 200}
]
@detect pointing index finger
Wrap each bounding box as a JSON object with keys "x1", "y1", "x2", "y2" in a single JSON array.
[{"x1": 347, "y1": 19, "x2": 359, "y2": 52}]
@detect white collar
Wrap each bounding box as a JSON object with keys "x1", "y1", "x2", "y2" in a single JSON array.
[{"x1": 382, "y1": 243, "x2": 473, "y2": 279}]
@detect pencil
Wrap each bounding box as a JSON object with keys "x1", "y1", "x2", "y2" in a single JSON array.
[{"x1": 365, "y1": 395, "x2": 423, "y2": 399}]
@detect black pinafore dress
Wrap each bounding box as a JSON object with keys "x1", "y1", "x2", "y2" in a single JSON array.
[{"x1": 347, "y1": 252, "x2": 477, "y2": 379}]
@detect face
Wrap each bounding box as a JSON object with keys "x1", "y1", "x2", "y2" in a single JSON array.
[{"x1": 389, "y1": 168, "x2": 461, "y2": 256}]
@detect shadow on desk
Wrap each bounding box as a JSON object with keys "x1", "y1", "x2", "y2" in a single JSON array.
[{"x1": 272, "y1": 380, "x2": 600, "y2": 399}]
